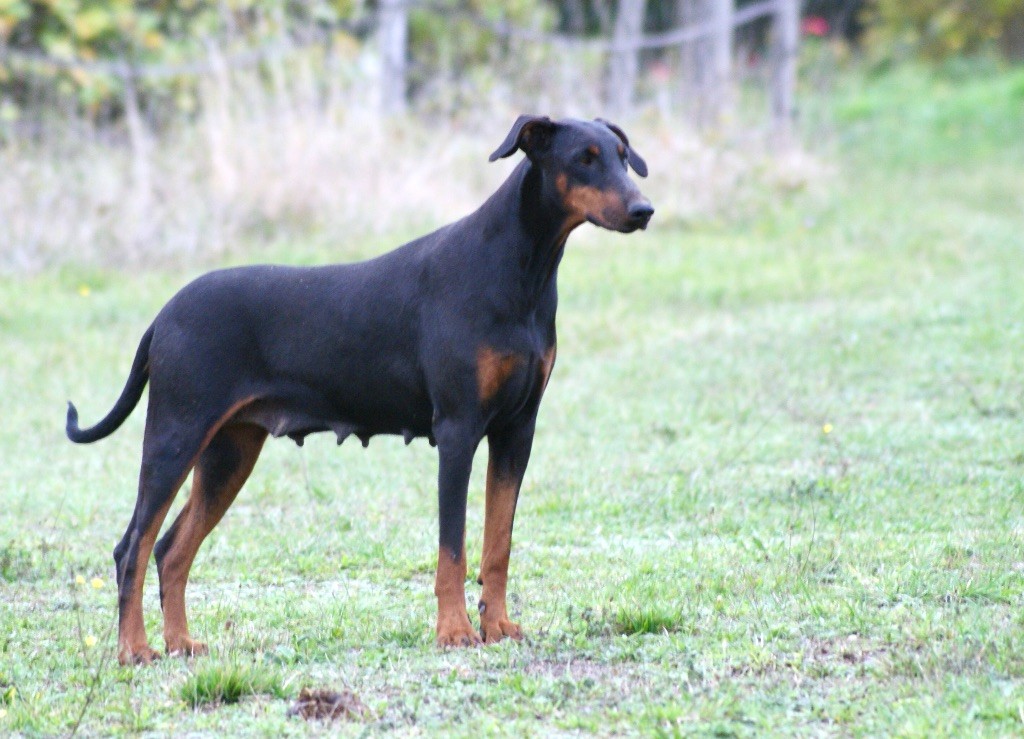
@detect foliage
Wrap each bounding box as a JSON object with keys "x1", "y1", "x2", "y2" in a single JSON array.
[
  {"x1": 406, "y1": 0, "x2": 550, "y2": 104},
  {"x1": 0, "y1": 0, "x2": 558, "y2": 121},
  {"x1": 864, "y1": 0, "x2": 1024, "y2": 61},
  {"x1": 0, "y1": 0, "x2": 358, "y2": 116}
]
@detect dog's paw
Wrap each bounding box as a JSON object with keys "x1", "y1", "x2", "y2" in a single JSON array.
[
  {"x1": 436, "y1": 613, "x2": 483, "y2": 648},
  {"x1": 436, "y1": 630, "x2": 483, "y2": 648},
  {"x1": 118, "y1": 643, "x2": 162, "y2": 666},
  {"x1": 166, "y1": 637, "x2": 209, "y2": 658},
  {"x1": 481, "y1": 617, "x2": 523, "y2": 644}
]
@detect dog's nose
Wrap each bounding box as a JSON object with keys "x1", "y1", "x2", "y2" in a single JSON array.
[{"x1": 628, "y1": 201, "x2": 654, "y2": 226}]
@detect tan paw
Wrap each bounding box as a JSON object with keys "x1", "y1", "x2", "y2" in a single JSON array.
[
  {"x1": 118, "y1": 643, "x2": 162, "y2": 666},
  {"x1": 481, "y1": 617, "x2": 523, "y2": 644},
  {"x1": 166, "y1": 637, "x2": 209, "y2": 658},
  {"x1": 436, "y1": 614, "x2": 484, "y2": 648}
]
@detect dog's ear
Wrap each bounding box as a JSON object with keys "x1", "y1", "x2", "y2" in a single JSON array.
[
  {"x1": 489, "y1": 115, "x2": 555, "y2": 162},
  {"x1": 595, "y1": 118, "x2": 648, "y2": 178}
]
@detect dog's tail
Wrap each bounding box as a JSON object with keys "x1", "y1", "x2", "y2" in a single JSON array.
[{"x1": 66, "y1": 324, "x2": 154, "y2": 444}]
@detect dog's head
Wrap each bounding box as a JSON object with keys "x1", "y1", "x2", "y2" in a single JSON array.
[{"x1": 490, "y1": 115, "x2": 654, "y2": 233}]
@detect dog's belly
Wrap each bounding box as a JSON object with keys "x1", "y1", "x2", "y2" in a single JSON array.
[{"x1": 232, "y1": 388, "x2": 435, "y2": 448}]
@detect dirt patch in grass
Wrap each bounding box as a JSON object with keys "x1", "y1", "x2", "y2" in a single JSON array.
[
  {"x1": 807, "y1": 636, "x2": 890, "y2": 669},
  {"x1": 287, "y1": 687, "x2": 368, "y2": 721}
]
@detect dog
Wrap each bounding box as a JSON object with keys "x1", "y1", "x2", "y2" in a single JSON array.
[{"x1": 66, "y1": 115, "x2": 653, "y2": 664}]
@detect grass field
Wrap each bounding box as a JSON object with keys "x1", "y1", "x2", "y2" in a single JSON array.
[{"x1": 2, "y1": 64, "x2": 1024, "y2": 735}]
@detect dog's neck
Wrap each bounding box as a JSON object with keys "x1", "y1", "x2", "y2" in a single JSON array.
[{"x1": 474, "y1": 159, "x2": 576, "y2": 313}]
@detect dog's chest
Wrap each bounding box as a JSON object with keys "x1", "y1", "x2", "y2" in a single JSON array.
[{"x1": 475, "y1": 332, "x2": 555, "y2": 418}]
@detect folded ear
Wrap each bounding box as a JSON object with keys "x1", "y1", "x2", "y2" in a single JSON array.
[
  {"x1": 595, "y1": 118, "x2": 648, "y2": 177},
  {"x1": 489, "y1": 115, "x2": 555, "y2": 162}
]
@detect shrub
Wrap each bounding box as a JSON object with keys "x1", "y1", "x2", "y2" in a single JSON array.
[{"x1": 864, "y1": 0, "x2": 1024, "y2": 62}]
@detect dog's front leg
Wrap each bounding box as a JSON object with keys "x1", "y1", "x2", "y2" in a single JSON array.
[
  {"x1": 478, "y1": 418, "x2": 535, "y2": 643},
  {"x1": 433, "y1": 419, "x2": 483, "y2": 647}
]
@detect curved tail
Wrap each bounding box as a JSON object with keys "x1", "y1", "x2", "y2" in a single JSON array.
[{"x1": 66, "y1": 325, "x2": 154, "y2": 444}]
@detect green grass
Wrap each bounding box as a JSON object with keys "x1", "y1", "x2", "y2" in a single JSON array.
[
  {"x1": 2, "y1": 64, "x2": 1024, "y2": 735},
  {"x1": 611, "y1": 604, "x2": 688, "y2": 636},
  {"x1": 180, "y1": 661, "x2": 289, "y2": 708}
]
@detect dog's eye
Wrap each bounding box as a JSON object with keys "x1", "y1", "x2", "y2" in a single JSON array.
[{"x1": 579, "y1": 150, "x2": 596, "y2": 166}]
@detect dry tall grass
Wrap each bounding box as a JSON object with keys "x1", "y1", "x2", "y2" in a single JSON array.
[{"x1": 0, "y1": 43, "x2": 825, "y2": 273}]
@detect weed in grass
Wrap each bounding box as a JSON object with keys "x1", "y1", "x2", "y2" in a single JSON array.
[
  {"x1": 567, "y1": 602, "x2": 688, "y2": 638},
  {"x1": 65, "y1": 571, "x2": 120, "y2": 739},
  {"x1": 180, "y1": 662, "x2": 289, "y2": 709},
  {"x1": 0, "y1": 543, "x2": 33, "y2": 582},
  {"x1": 612, "y1": 604, "x2": 688, "y2": 636},
  {"x1": 380, "y1": 625, "x2": 431, "y2": 648},
  {"x1": 0, "y1": 539, "x2": 59, "y2": 582}
]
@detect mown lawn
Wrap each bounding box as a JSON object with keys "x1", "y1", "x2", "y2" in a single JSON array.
[{"x1": 2, "y1": 65, "x2": 1023, "y2": 736}]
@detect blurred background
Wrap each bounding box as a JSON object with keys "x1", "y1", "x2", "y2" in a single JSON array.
[{"x1": 0, "y1": 0, "x2": 1021, "y2": 271}]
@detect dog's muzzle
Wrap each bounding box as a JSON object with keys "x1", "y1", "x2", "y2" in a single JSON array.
[{"x1": 626, "y1": 200, "x2": 654, "y2": 231}]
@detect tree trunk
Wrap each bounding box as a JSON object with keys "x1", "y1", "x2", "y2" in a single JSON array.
[
  {"x1": 122, "y1": 70, "x2": 151, "y2": 201},
  {"x1": 679, "y1": 0, "x2": 733, "y2": 127},
  {"x1": 379, "y1": 0, "x2": 408, "y2": 115},
  {"x1": 709, "y1": 0, "x2": 734, "y2": 123},
  {"x1": 772, "y1": 0, "x2": 800, "y2": 143},
  {"x1": 606, "y1": 0, "x2": 646, "y2": 119}
]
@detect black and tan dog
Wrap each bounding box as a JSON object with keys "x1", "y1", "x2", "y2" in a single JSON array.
[{"x1": 67, "y1": 115, "x2": 653, "y2": 665}]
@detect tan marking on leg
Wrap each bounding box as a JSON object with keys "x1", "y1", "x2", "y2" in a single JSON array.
[
  {"x1": 160, "y1": 424, "x2": 266, "y2": 657},
  {"x1": 196, "y1": 397, "x2": 259, "y2": 460},
  {"x1": 477, "y1": 347, "x2": 523, "y2": 403},
  {"x1": 118, "y1": 396, "x2": 258, "y2": 666},
  {"x1": 159, "y1": 496, "x2": 199, "y2": 656},
  {"x1": 478, "y1": 459, "x2": 522, "y2": 644},
  {"x1": 118, "y1": 497, "x2": 174, "y2": 666},
  {"x1": 539, "y1": 344, "x2": 557, "y2": 395},
  {"x1": 434, "y1": 544, "x2": 480, "y2": 647}
]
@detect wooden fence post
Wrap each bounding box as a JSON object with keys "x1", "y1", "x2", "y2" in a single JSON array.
[
  {"x1": 679, "y1": 0, "x2": 732, "y2": 126},
  {"x1": 607, "y1": 0, "x2": 646, "y2": 118},
  {"x1": 710, "y1": 0, "x2": 735, "y2": 123},
  {"x1": 121, "y1": 67, "x2": 151, "y2": 198},
  {"x1": 771, "y1": 0, "x2": 800, "y2": 142},
  {"x1": 380, "y1": 0, "x2": 408, "y2": 115}
]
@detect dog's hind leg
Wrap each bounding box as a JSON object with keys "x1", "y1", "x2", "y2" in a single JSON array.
[
  {"x1": 154, "y1": 423, "x2": 267, "y2": 657},
  {"x1": 114, "y1": 421, "x2": 203, "y2": 665}
]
